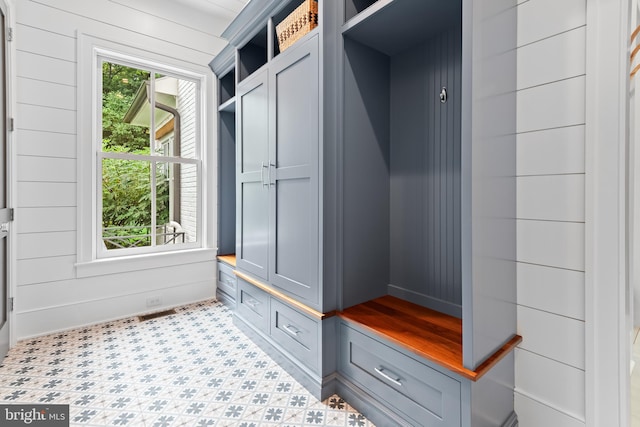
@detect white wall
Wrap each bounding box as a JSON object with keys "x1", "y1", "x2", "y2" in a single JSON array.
[
  {"x1": 14, "y1": 0, "x2": 228, "y2": 339},
  {"x1": 515, "y1": 0, "x2": 587, "y2": 425}
]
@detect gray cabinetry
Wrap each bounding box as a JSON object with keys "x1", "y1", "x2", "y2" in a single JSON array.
[
  {"x1": 270, "y1": 299, "x2": 320, "y2": 372},
  {"x1": 236, "y1": 69, "x2": 269, "y2": 281},
  {"x1": 216, "y1": 259, "x2": 236, "y2": 306},
  {"x1": 236, "y1": 276, "x2": 270, "y2": 334},
  {"x1": 340, "y1": 322, "x2": 462, "y2": 427},
  {"x1": 268, "y1": 36, "x2": 320, "y2": 304},
  {"x1": 211, "y1": 0, "x2": 518, "y2": 424},
  {"x1": 212, "y1": 0, "x2": 337, "y2": 400},
  {"x1": 236, "y1": 34, "x2": 321, "y2": 307}
]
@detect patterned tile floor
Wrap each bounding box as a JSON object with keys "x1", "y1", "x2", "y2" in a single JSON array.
[{"x1": 0, "y1": 300, "x2": 375, "y2": 427}]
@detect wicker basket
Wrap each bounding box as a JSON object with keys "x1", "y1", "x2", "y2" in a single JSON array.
[{"x1": 276, "y1": 0, "x2": 318, "y2": 52}]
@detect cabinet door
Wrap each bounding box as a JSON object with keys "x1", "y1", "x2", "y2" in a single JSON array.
[
  {"x1": 268, "y1": 36, "x2": 319, "y2": 305},
  {"x1": 236, "y1": 69, "x2": 269, "y2": 281}
]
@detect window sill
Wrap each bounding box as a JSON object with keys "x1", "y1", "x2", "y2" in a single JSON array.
[{"x1": 75, "y1": 248, "x2": 217, "y2": 279}]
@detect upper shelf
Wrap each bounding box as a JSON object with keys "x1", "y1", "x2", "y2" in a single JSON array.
[
  {"x1": 218, "y1": 97, "x2": 236, "y2": 113},
  {"x1": 342, "y1": 0, "x2": 461, "y2": 56}
]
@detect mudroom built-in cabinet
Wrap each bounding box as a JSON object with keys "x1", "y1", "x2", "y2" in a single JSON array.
[
  {"x1": 235, "y1": 35, "x2": 320, "y2": 306},
  {"x1": 214, "y1": 43, "x2": 237, "y2": 307},
  {"x1": 210, "y1": 0, "x2": 520, "y2": 425}
]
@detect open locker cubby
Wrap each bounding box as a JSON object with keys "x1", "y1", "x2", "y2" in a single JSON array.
[
  {"x1": 340, "y1": 0, "x2": 517, "y2": 372},
  {"x1": 238, "y1": 26, "x2": 268, "y2": 82},
  {"x1": 342, "y1": 0, "x2": 464, "y2": 316},
  {"x1": 218, "y1": 69, "x2": 236, "y2": 108}
]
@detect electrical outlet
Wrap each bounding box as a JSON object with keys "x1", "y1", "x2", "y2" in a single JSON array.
[{"x1": 146, "y1": 296, "x2": 162, "y2": 308}]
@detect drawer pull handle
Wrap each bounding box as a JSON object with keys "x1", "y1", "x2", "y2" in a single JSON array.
[
  {"x1": 244, "y1": 297, "x2": 259, "y2": 309},
  {"x1": 262, "y1": 162, "x2": 268, "y2": 187},
  {"x1": 283, "y1": 324, "x2": 301, "y2": 336},
  {"x1": 374, "y1": 367, "x2": 403, "y2": 387}
]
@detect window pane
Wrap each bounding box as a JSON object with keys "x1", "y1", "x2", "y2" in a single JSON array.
[
  {"x1": 155, "y1": 162, "x2": 198, "y2": 245},
  {"x1": 178, "y1": 163, "x2": 198, "y2": 243},
  {"x1": 102, "y1": 62, "x2": 151, "y2": 154},
  {"x1": 102, "y1": 158, "x2": 152, "y2": 250},
  {"x1": 97, "y1": 57, "x2": 202, "y2": 258},
  {"x1": 155, "y1": 161, "x2": 174, "y2": 244},
  {"x1": 154, "y1": 77, "x2": 197, "y2": 159}
]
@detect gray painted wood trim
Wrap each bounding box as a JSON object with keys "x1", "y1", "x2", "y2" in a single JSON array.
[
  {"x1": 216, "y1": 288, "x2": 235, "y2": 307},
  {"x1": 221, "y1": 0, "x2": 299, "y2": 49},
  {"x1": 233, "y1": 313, "x2": 337, "y2": 400},
  {"x1": 501, "y1": 412, "x2": 519, "y2": 427},
  {"x1": 387, "y1": 285, "x2": 461, "y2": 318},
  {"x1": 335, "y1": 376, "x2": 414, "y2": 427},
  {"x1": 209, "y1": 43, "x2": 235, "y2": 75},
  {"x1": 461, "y1": 0, "x2": 517, "y2": 371}
]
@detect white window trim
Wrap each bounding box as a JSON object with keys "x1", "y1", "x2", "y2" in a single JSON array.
[
  {"x1": 76, "y1": 33, "x2": 216, "y2": 278},
  {"x1": 584, "y1": 0, "x2": 630, "y2": 426}
]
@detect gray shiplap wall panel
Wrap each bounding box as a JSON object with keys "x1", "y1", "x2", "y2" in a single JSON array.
[{"x1": 389, "y1": 27, "x2": 462, "y2": 314}]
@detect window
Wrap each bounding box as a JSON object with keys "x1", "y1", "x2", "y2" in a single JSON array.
[
  {"x1": 97, "y1": 58, "x2": 202, "y2": 257},
  {"x1": 76, "y1": 34, "x2": 215, "y2": 276}
]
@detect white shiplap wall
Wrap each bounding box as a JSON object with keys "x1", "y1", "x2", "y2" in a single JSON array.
[
  {"x1": 14, "y1": 0, "x2": 225, "y2": 339},
  {"x1": 515, "y1": 0, "x2": 587, "y2": 425}
]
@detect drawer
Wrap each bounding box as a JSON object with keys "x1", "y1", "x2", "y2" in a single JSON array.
[
  {"x1": 270, "y1": 299, "x2": 319, "y2": 372},
  {"x1": 236, "y1": 277, "x2": 269, "y2": 334},
  {"x1": 217, "y1": 261, "x2": 236, "y2": 297},
  {"x1": 339, "y1": 323, "x2": 461, "y2": 427}
]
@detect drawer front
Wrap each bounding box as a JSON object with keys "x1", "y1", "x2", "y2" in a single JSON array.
[
  {"x1": 339, "y1": 323, "x2": 461, "y2": 427},
  {"x1": 270, "y1": 299, "x2": 319, "y2": 371},
  {"x1": 217, "y1": 262, "x2": 236, "y2": 297},
  {"x1": 236, "y1": 277, "x2": 269, "y2": 334}
]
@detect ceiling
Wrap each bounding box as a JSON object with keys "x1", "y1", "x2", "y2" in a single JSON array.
[{"x1": 172, "y1": 0, "x2": 249, "y2": 19}]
